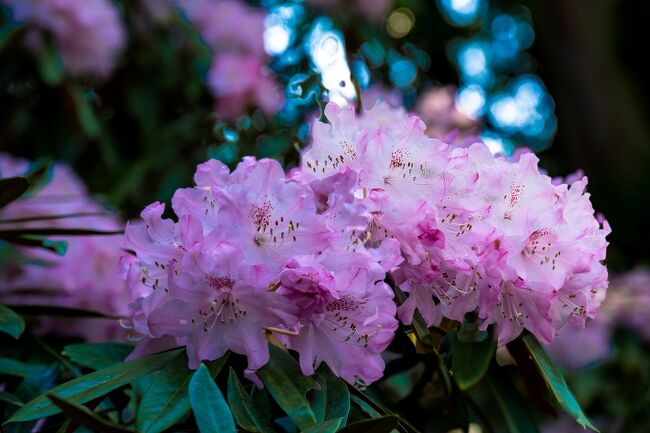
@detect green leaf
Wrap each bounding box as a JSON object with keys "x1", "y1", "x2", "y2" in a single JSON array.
[
  {"x1": 451, "y1": 328, "x2": 495, "y2": 390},
  {"x1": 4, "y1": 348, "x2": 182, "y2": 424},
  {"x1": 486, "y1": 370, "x2": 539, "y2": 433},
  {"x1": 338, "y1": 416, "x2": 399, "y2": 433},
  {"x1": 0, "y1": 357, "x2": 49, "y2": 378},
  {"x1": 312, "y1": 418, "x2": 344, "y2": 433},
  {"x1": 350, "y1": 395, "x2": 382, "y2": 418},
  {"x1": 22, "y1": 164, "x2": 54, "y2": 197},
  {"x1": 0, "y1": 177, "x2": 29, "y2": 208},
  {"x1": 63, "y1": 343, "x2": 134, "y2": 370},
  {"x1": 257, "y1": 345, "x2": 319, "y2": 430},
  {"x1": 227, "y1": 368, "x2": 276, "y2": 433},
  {"x1": 38, "y1": 38, "x2": 63, "y2": 86},
  {"x1": 274, "y1": 416, "x2": 297, "y2": 433},
  {"x1": 35, "y1": 337, "x2": 81, "y2": 377},
  {"x1": 522, "y1": 334, "x2": 598, "y2": 431},
  {"x1": 48, "y1": 394, "x2": 134, "y2": 433},
  {"x1": 0, "y1": 234, "x2": 68, "y2": 255},
  {"x1": 0, "y1": 164, "x2": 52, "y2": 209},
  {"x1": 0, "y1": 391, "x2": 24, "y2": 407},
  {"x1": 0, "y1": 304, "x2": 25, "y2": 339},
  {"x1": 309, "y1": 366, "x2": 350, "y2": 432},
  {"x1": 137, "y1": 353, "x2": 228, "y2": 433},
  {"x1": 189, "y1": 363, "x2": 236, "y2": 433},
  {"x1": 4, "y1": 365, "x2": 59, "y2": 433},
  {"x1": 68, "y1": 85, "x2": 101, "y2": 139}
]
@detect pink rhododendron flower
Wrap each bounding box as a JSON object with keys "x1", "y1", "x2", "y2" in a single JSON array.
[
  {"x1": 3, "y1": 0, "x2": 126, "y2": 78},
  {"x1": 0, "y1": 154, "x2": 128, "y2": 341},
  {"x1": 178, "y1": 0, "x2": 284, "y2": 119},
  {"x1": 300, "y1": 101, "x2": 609, "y2": 346},
  {"x1": 278, "y1": 248, "x2": 398, "y2": 384},
  {"x1": 179, "y1": 0, "x2": 265, "y2": 56},
  {"x1": 208, "y1": 54, "x2": 284, "y2": 120},
  {"x1": 123, "y1": 157, "x2": 398, "y2": 383}
]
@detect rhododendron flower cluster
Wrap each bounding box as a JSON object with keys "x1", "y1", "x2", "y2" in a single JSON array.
[
  {"x1": 303, "y1": 102, "x2": 609, "y2": 346},
  {"x1": 0, "y1": 154, "x2": 128, "y2": 341},
  {"x1": 123, "y1": 102, "x2": 609, "y2": 384},
  {"x1": 3, "y1": 0, "x2": 126, "y2": 78},
  {"x1": 179, "y1": 0, "x2": 284, "y2": 119},
  {"x1": 122, "y1": 157, "x2": 399, "y2": 384}
]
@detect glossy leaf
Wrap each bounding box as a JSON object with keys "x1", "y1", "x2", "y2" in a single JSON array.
[
  {"x1": 522, "y1": 334, "x2": 598, "y2": 431},
  {"x1": 63, "y1": 343, "x2": 134, "y2": 370},
  {"x1": 189, "y1": 363, "x2": 236, "y2": 433},
  {"x1": 0, "y1": 392, "x2": 24, "y2": 407},
  {"x1": 310, "y1": 366, "x2": 350, "y2": 432},
  {"x1": 338, "y1": 416, "x2": 399, "y2": 433},
  {"x1": 0, "y1": 165, "x2": 52, "y2": 209},
  {"x1": 0, "y1": 304, "x2": 25, "y2": 339},
  {"x1": 48, "y1": 394, "x2": 134, "y2": 433},
  {"x1": 351, "y1": 390, "x2": 421, "y2": 433},
  {"x1": 35, "y1": 337, "x2": 81, "y2": 377},
  {"x1": 137, "y1": 353, "x2": 228, "y2": 433},
  {"x1": 486, "y1": 370, "x2": 539, "y2": 433},
  {"x1": 312, "y1": 418, "x2": 345, "y2": 433},
  {"x1": 227, "y1": 368, "x2": 276, "y2": 433},
  {"x1": 0, "y1": 234, "x2": 68, "y2": 255},
  {"x1": 4, "y1": 365, "x2": 59, "y2": 433},
  {"x1": 257, "y1": 345, "x2": 319, "y2": 430},
  {"x1": 350, "y1": 395, "x2": 382, "y2": 418},
  {"x1": 451, "y1": 328, "x2": 495, "y2": 390},
  {"x1": 0, "y1": 357, "x2": 49, "y2": 378},
  {"x1": 4, "y1": 348, "x2": 182, "y2": 424}
]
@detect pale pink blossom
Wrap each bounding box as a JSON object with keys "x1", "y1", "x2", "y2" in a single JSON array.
[
  {"x1": 124, "y1": 157, "x2": 398, "y2": 381},
  {"x1": 178, "y1": 0, "x2": 284, "y2": 119},
  {"x1": 0, "y1": 154, "x2": 128, "y2": 341},
  {"x1": 3, "y1": 0, "x2": 126, "y2": 78},
  {"x1": 179, "y1": 0, "x2": 265, "y2": 56},
  {"x1": 301, "y1": 102, "x2": 609, "y2": 346},
  {"x1": 278, "y1": 248, "x2": 398, "y2": 384},
  {"x1": 207, "y1": 54, "x2": 284, "y2": 120}
]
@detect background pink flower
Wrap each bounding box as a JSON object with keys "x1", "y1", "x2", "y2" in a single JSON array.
[
  {"x1": 0, "y1": 153, "x2": 128, "y2": 341},
  {"x1": 3, "y1": 0, "x2": 126, "y2": 78}
]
